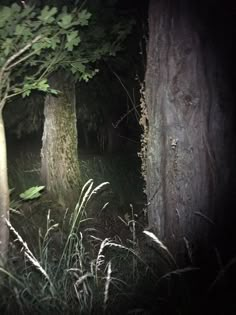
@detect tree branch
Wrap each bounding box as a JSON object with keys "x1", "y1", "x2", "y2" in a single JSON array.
[
  {"x1": 0, "y1": 79, "x2": 10, "y2": 111},
  {"x1": 0, "y1": 72, "x2": 9, "y2": 101},
  {"x1": 5, "y1": 47, "x2": 42, "y2": 72},
  {"x1": 0, "y1": 35, "x2": 42, "y2": 76},
  {"x1": 0, "y1": 36, "x2": 42, "y2": 107}
]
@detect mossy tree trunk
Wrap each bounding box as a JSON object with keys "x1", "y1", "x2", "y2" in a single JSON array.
[
  {"x1": 41, "y1": 72, "x2": 80, "y2": 205},
  {"x1": 145, "y1": 0, "x2": 233, "y2": 263},
  {"x1": 0, "y1": 109, "x2": 9, "y2": 267}
]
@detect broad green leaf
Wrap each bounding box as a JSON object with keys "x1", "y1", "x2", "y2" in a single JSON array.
[
  {"x1": 22, "y1": 80, "x2": 35, "y2": 97},
  {"x1": 22, "y1": 89, "x2": 31, "y2": 98},
  {"x1": 43, "y1": 37, "x2": 58, "y2": 49},
  {"x1": 58, "y1": 13, "x2": 73, "y2": 29},
  {"x1": 2, "y1": 38, "x2": 13, "y2": 56},
  {"x1": 38, "y1": 6, "x2": 58, "y2": 24},
  {"x1": 80, "y1": 69, "x2": 98, "y2": 82},
  {"x1": 77, "y1": 10, "x2": 92, "y2": 26},
  {"x1": 50, "y1": 37, "x2": 60, "y2": 50},
  {"x1": 67, "y1": 31, "x2": 79, "y2": 42},
  {"x1": 65, "y1": 31, "x2": 81, "y2": 51},
  {"x1": 15, "y1": 24, "x2": 32, "y2": 38},
  {"x1": 32, "y1": 40, "x2": 49, "y2": 55},
  {"x1": 20, "y1": 186, "x2": 45, "y2": 200},
  {"x1": 71, "y1": 61, "x2": 85, "y2": 74},
  {"x1": 35, "y1": 79, "x2": 50, "y2": 92}
]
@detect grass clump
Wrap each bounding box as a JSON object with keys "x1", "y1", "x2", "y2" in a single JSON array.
[
  {"x1": 6, "y1": 153, "x2": 236, "y2": 314},
  {"x1": 0, "y1": 181, "x2": 145, "y2": 315}
]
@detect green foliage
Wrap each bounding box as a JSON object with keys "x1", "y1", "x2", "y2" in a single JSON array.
[
  {"x1": 65, "y1": 31, "x2": 81, "y2": 51},
  {"x1": 0, "y1": 3, "x2": 132, "y2": 104},
  {"x1": 77, "y1": 10, "x2": 92, "y2": 26},
  {"x1": 20, "y1": 78, "x2": 58, "y2": 97},
  {"x1": 3, "y1": 179, "x2": 229, "y2": 314},
  {"x1": 19, "y1": 186, "x2": 45, "y2": 200},
  {"x1": 38, "y1": 6, "x2": 58, "y2": 24}
]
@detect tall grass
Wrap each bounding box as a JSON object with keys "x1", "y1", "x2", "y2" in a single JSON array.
[
  {"x1": 6, "y1": 152, "x2": 235, "y2": 314},
  {"x1": 0, "y1": 181, "x2": 145, "y2": 315}
]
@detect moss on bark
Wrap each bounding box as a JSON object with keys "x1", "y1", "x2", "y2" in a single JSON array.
[{"x1": 41, "y1": 71, "x2": 80, "y2": 206}]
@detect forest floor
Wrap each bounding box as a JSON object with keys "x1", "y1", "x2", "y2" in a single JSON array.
[{"x1": 1, "y1": 144, "x2": 235, "y2": 315}]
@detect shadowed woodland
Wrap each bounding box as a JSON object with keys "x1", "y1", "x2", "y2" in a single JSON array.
[{"x1": 0, "y1": 0, "x2": 236, "y2": 314}]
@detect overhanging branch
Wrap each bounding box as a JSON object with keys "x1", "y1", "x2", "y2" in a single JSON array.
[
  {"x1": 0, "y1": 79, "x2": 10, "y2": 111},
  {"x1": 2, "y1": 35, "x2": 42, "y2": 72}
]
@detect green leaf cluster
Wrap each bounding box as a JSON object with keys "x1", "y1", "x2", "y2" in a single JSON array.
[
  {"x1": 0, "y1": 3, "x2": 133, "y2": 101},
  {"x1": 20, "y1": 79, "x2": 58, "y2": 98}
]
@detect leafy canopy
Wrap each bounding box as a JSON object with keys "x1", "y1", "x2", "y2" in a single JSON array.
[{"x1": 0, "y1": 3, "x2": 132, "y2": 108}]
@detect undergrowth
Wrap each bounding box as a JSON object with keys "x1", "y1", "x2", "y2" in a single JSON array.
[
  {"x1": 1, "y1": 180, "x2": 146, "y2": 315},
  {"x1": 0, "y1": 180, "x2": 204, "y2": 315},
  {"x1": 5, "y1": 155, "x2": 236, "y2": 315},
  {"x1": 8, "y1": 152, "x2": 145, "y2": 205}
]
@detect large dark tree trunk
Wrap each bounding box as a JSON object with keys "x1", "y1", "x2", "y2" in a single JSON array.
[
  {"x1": 145, "y1": 0, "x2": 234, "y2": 263},
  {"x1": 41, "y1": 72, "x2": 80, "y2": 205}
]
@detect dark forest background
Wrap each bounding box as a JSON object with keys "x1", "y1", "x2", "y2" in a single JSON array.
[{"x1": 0, "y1": 1, "x2": 236, "y2": 314}]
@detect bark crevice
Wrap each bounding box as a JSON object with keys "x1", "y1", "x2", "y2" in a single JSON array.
[{"x1": 145, "y1": 0, "x2": 233, "y2": 263}]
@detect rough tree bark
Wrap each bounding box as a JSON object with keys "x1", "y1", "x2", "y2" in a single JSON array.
[
  {"x1": 0, "y1": 110, "x2": 9, "y2": 267},
  {"x1": 41, "y1": 72, "x2": 80, "y2": 205},
  {"x1": 145, "y1": 0, "x2": 233, "y2": 263}
]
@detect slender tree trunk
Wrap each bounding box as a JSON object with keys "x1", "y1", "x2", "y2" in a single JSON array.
[
  {"x1": 0, "y1": 109, "x2": 9, "y2": 267},
  {"x1": 145, "y1": 0, "x2": 233, "y2": 263},
  {"x1": 41, "y1": 72, "x2": 80, "y2": 206}
]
